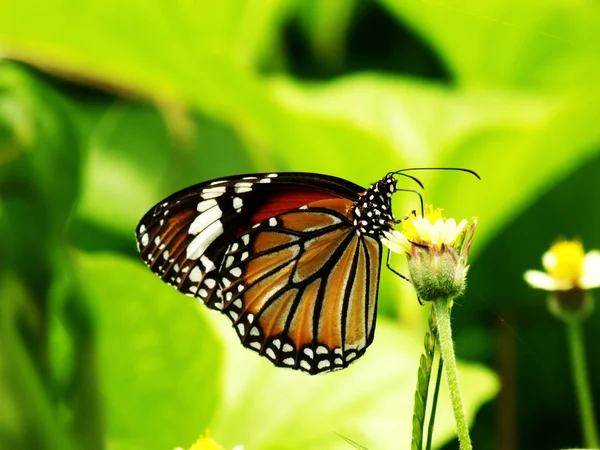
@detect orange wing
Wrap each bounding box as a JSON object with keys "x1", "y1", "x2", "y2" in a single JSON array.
[{"x1": 211, "y1": 198, "x2": 382, "y2": 374}]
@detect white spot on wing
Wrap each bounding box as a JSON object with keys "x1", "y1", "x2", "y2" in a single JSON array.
[
  {"x1": 233, "y1": 197, "x2": 243, "y2": 210},
  {"x1": 230, "y1": 267, "x2": 242, "y2": 277},
  {"x1": 234, "y1": 182, "x2": 253, "y2": 194},
  {"x1": 186, "y1": 221, "x2": 223, "y2": 260},
  {"x1": 200, "y1": 256, "x2": 216, "y2": 272},
  {"x1": 201, "y1": 186, "x2": 226, "y2": 199},
  {"x1": 189, "y1": 207, "x2": 223, "y2": 235},
  {"x1": 141, "y1": 233, "x2": 149, "y2": 246},
  {"x1": 189, "y1": 267, "x2": 202, "y2": 282},
  {"x1": 197, "y1": 199, "x2": 218, "y2": 212},
  {"x1": 317, "y1": 360, "x2": 331, "y2": 370}
]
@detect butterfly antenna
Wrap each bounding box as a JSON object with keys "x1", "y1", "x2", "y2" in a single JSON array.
[
  {"x1": 386, "y1": 171, "x2": 425, "y2": 189},
  {"x1": 392, "y1": 167, "x2": 481, "y2": 180}
]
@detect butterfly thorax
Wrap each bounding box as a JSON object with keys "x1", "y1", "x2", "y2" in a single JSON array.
[{"x1": 351, "y1": 175, "x2": 397, "y2": 237}]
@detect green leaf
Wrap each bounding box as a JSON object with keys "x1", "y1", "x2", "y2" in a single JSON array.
[
  {"x1": 209, "y1": 315, "x2": 498, "y2": 449},
  {"x1": 267, "y1": 73, "x2": 600, "y2": 254},
  {"x1": 0, "y1": 62, "x2": 82, "y2": 287},
  {"x1": 379, "y1": 0, "x2": 600, "y2": 87},
  {"x1": 411, "y1": 309, "x2": 437, "y2": 450},
  {"x1": 75, "y1": 103, "x2": 173, "y2": 238},
  {"x1": 0, "y1": 275, "x2": 73, "y2": 450},
  {"x1": 297, "y1": 0, "x2": 360, "y2": 70},
  {"x1": 76, "y1": 252, "x2": 223, "y2": 450}
]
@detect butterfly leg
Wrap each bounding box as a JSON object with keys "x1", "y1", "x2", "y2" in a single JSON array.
[
  {"x1": 386, "y1": 249, "x2": 425, "y2": 305},
  {"x1": 385, "y1": 248, "x2": 411, "y2": 283}
]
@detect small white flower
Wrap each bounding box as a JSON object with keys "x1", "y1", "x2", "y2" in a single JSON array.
[
  {"x1": 524, "y1": 240, "x2": 600, "y2": 291},
  {"x1": 382, "y1": 205, "x2": 476, "y2": 301}
]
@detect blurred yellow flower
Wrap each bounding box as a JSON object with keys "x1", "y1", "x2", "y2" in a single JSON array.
[
  {"x1": 524, "y1": 240, "x2": 600, "y2": 291},
  {"x1": 175, "y1": 430, "x2": 243, "y2": 450}
]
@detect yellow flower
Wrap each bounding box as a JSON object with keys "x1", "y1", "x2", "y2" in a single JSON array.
[
  {"x1": 382, "y1": 205, "x2": 476, "y2": 301},
  {"x1": 175, "y1": 430, "x2": 243, "y2": 450},
  {"x1": 524, "y1": 240, "x2": 600, "y2": 291}
]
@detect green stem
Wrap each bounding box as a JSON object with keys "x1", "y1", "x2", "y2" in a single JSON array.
[
  {"x1": 432, "y1": 298, "x2": 472, "y2": 450},
  {"x1": 566, "y1": 321, "x2": 599, "y2": 448}
]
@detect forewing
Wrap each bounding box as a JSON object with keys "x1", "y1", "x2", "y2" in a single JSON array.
[{"x1": 135, "y1": 172, "x2": 364, "y2": 308}]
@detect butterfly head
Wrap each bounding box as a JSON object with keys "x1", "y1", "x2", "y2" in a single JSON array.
[{"x1": 352, "y1": 174, "x2": 397, "y2": 237}]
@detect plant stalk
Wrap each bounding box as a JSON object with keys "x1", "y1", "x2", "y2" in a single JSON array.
[
  {"x1": 432, "y1": 298, "x2": 472, "y2": 450},
  {"x1": 566, "y1": 321, "x2": 599, "y2": 448}
]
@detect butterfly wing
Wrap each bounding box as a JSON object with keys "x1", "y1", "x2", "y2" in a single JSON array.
[
  {"x1": 136, "y1": 172, "x2": 365, "y2": 305},
  {"x1": 136, "y1": 172, "x2": 388, "y2": 374},
  {"x1": 214, "y1": 198, "x2": 381, "y2": 374}
]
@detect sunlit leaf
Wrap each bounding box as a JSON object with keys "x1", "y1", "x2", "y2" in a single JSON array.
[
  {"x1": 379, "y1": 0, "x2": 600, "y2": 87},
  {"x1": 76, "y1": 252, "x2": 223, "y2": 450},
  {"x1": 267, "y1": 73, "x2": 600, "y2": 253},
  {"x1": 209, "y1": 313, "x2": 498, "y2": 449}
]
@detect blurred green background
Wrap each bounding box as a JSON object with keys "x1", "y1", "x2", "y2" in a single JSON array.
[{"x1": 1, "y1": 0, "x2": 599, "y2": 449}]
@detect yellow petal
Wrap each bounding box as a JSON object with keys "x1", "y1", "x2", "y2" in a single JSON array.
[{"x1": 542, "y1": 240, "x2": 584, "y2": 281}]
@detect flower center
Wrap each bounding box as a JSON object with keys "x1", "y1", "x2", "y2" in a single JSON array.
[
  {"x1": 543, "y1": 240, "x2": 584, "y2": 282},
  {"x1": 402, "y1": 205, "x2": 444, "y2": 243}
]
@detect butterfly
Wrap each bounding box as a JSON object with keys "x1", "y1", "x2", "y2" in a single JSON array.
[{"x1": 135, "y1": 169, "x2": 476, "y2": 374}]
